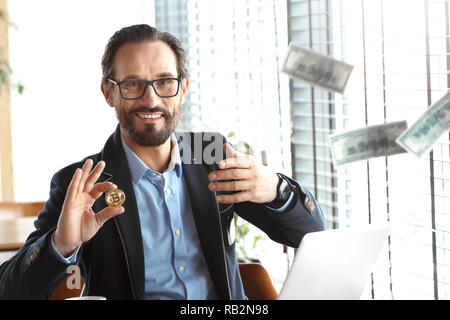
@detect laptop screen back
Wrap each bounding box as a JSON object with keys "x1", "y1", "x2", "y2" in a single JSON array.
[{"x1": 277, "y1": 223, "x2": 391, "y2": 300}]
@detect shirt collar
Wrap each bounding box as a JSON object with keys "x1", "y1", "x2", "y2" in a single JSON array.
[{"x1": 120, "y1": 133, "x2": 182, "y2": 185}]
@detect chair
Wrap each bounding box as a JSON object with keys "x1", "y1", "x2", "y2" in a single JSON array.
[
  {"x1": 52, "y1": 264, "x2": 278, "y2": 300},
  {"x1": 51, "y1": 263, "x2": 278, "y2": 300},
  {"x1": 238, "y1": 263, "x2": 278, "y2": 300},
  {"x1": 48, "y1": 275, "x2": 84, "y2": 300}
]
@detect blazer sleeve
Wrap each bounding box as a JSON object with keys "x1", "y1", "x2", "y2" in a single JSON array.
[{"x1": 0, "y1": 166, "x2": 82, "y2": 299}]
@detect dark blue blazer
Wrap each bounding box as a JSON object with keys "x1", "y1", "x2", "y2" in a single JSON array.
[{"x1": 0, "y1": 127, "x2": 325, "y2": 299}]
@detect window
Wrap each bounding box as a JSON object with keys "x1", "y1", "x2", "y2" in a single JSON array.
[
  {"x1": 156, "y1": 0, "x2": 450, "y2": 298},
  {"x1": 288, "y1": 0, "x2": 450, "y2": 299}
]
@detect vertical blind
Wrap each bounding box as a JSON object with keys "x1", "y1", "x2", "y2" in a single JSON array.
[
  {"x1": 288, "y1": 0, "x2": 450, "y2": 299},
  {"x1": 287, "y1": 0, "x2": 338, "y2": 230}
]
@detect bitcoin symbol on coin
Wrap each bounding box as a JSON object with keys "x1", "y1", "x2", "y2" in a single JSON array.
[{"x1": 105, "y1": 188, "x2": 126, "y2": 207}]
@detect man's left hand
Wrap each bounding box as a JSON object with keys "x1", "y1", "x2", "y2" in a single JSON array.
[{"x1": 208, "y1": 143, "x2": 279, "y2": 204}]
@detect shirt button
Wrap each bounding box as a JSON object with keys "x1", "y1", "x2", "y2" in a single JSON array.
[
  {"x1": 151, "y1": 172, "x2": 156, "y2": 177},
  {"x1": 165, "y1": 188, "x2": 171, "y2": 195},
  {"x1": 175, "y1": 229, "x2": 181, "y2": 236},
  {"x1": 179, "y1": 266, "x2": 184, "y2": 272}
]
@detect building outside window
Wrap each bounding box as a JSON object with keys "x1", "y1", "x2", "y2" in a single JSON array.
[{"x1": 157, "y1": 0, "x2": 450, "y2": 299}]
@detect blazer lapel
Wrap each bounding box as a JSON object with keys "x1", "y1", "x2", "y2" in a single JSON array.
[
  {"x1": 176, "y1": 132, "x2": 231, "y2": 299},
  {"x1": 100, "y1": 127, "x2": 145, "y2": 300}
]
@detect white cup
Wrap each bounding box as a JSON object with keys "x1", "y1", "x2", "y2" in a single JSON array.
[{"x1": 65, "y1": 296, "x2": 106, "y2": 300}]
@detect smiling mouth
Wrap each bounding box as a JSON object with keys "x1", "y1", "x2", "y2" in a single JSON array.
[{"x1": 136, "y1": 112, "x2": 163, "y2": 119}]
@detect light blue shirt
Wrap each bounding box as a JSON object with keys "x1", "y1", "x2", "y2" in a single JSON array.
[{"x1": 120, "y1": 134, "x2": 218, "y2": 300}]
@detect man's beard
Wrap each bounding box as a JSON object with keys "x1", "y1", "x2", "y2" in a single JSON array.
[{"x1": 116, "y1": 104, "x2": 180, "y2": 147}]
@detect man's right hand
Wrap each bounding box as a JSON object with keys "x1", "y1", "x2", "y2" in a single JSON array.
[{"x1": 53, "y1": 159, "x2": 125, "y2": 257}]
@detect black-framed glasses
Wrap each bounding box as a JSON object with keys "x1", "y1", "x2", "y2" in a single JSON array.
[{"x1": 107, "y1": 77, "x2": 182, "y2": 100}]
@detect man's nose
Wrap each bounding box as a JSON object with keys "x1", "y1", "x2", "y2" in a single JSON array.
[{"x1": 140, "y1": 83, "x2": 160, "y2": 104}]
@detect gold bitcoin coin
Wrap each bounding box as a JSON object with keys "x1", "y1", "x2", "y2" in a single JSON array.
[{"x1": 105, "y1": 188, "x2": 126, "y2": 207}]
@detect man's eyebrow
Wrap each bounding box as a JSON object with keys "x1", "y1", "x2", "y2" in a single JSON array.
[
  {"x1": 155, "y1": 72, "x2": 178, "y2": 78},
  {"x1": 121, "y1": 73, "x2": 178, "y2": 81}
]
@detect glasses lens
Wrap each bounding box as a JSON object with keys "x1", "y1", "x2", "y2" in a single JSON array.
[
  {"x1": 120, "y1": 80, "x2": 146, "y2": 99},
  {"x1": 153, "y1": 78, "x2": 179, "y2": 97},
  {"x1": 119, "y1": 78, "x2": 180, "y2": 99}
]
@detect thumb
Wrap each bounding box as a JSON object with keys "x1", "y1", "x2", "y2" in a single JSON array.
[
  {"x1": 223, "y1": 143, "x2": 239, "y2": 159},
  {"x1": 95, "y1": 206, "x2": 125, "y2": 228}
]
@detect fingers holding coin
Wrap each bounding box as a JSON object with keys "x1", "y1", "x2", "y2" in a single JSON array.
[
  {"x1": 89, "y1": 181, "x2": 118, "y2": 200},
  {"x1": 83, "y1": 160, "x2": 106, "y2": 193},
  {"x1": 74, "y1": 159, "x2": 126, "y2": 208}
]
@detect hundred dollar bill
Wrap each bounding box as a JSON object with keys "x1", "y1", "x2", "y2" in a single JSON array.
[
  {"x1": 328, "y1": 121, "x2": 408, "y2": 166},
  {"x1": 281, "y1": 43, "x2": 354, "y2": 94},
  {"x1": 396, "y1": 91, "x2": 450, "y2": 158}
]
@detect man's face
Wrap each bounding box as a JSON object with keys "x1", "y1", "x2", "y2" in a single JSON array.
[{"x1": 104, "y1": 41, "x2": 188, "y2": 147}]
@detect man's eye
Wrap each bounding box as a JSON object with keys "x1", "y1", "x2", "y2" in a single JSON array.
[
  {"x1": 123, "y1": 80, "x2": 141, "y2": 89},
  {"x1": 157, "y1": 79, "x2": 170, "y2": 85},
  {"x1": 157, "y1": 79, "x2": 176, "y2": 86}
]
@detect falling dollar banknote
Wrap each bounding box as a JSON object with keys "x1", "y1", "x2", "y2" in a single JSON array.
[
  {"x1": 281, "y1": 43, "x2": 354, "y2": 94},
  {"x1": 396, "y1": 91, "x2": 450, "y2": 158},
  {"x1": 328, "y1": 121, "x2": 408, "y2": 166}
]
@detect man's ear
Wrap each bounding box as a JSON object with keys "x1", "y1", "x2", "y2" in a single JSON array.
[
  {"x1": 101, "y1": 82, "x2": 115, "y2": 108},
  {"x1": 180, "y1": 78, "x2": 190, "y2": 105}
]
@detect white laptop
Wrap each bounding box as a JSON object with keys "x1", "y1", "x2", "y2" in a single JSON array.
[{"x1": 277, "y1": 223, "x2": 391, "y2": 300}]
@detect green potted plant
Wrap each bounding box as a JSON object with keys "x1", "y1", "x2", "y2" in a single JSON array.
[
  {"x1": 226, "y1": 131, "x2": 267, "y2": 263},
  {"x1": 0, "y1": 9, "x2": 24, "y2": 95}
]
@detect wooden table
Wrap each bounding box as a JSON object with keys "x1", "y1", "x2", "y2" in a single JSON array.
[
  {"x1": 0, "y1": 216, "x2": 36, "y2": 251},
  {"x1": 0, "y1": 217, "x2": 83, "y2": 299}
]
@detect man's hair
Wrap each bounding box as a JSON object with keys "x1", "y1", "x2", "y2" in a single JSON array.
[{"x1": 101, "y1": 24, "x2": 189, "y2": 84}]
